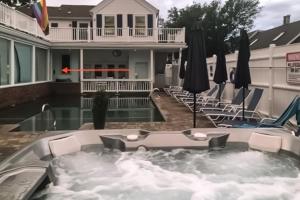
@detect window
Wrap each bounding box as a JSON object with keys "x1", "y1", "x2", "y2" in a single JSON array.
[
  {"x1": 135, "y1": 16, "x2": 146, "y2": 35},
  {"x1": 51, "y1": 23, "x2": 58, "y2": 28},
  {"x1": 104, "y1": 16, "x2": 115, "y2": 35},
  {"x1": 62, "y1": 55, "x2": 70, "y2": 74},
  {"x1": 95, "y1": 64, "x2": 102, "y2": 78},
  {"x1": 107, "y1": 64, "x2": 115, "y2": 78},
  {"x1": 273, "y1": 32, "x2": 285, "y2": 42},
  {"x1": 14, "y1": 42, "x2": 32, "y2": 83},
  {"x1": 0, "y1": 38, "x2": 10, "y2": 86},
  {"x1": 36, "y1": 48, "x2": 47, "y2": 81}
]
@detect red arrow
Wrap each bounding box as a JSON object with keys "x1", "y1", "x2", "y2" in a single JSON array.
[{"x1": 62, "y1": 67, "x2": 129, "y2": 74}]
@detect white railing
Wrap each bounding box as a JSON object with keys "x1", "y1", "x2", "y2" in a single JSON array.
[
  {"x1": 82, "y1": 79, "x2": 152, "y2": 93},
  {"x1": 0, "y1": 2, "x2": 47, "y2": 39},
  {"x1": 81, "y1": 97, "x2": 151, "y2": 109},
  {"x1": 49, "y1": 27, "x2": 185, "y2": 43}
]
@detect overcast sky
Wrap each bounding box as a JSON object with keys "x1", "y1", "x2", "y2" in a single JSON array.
[{"x1": 46, "y1": 0, "x2": 300, "y2": 31}]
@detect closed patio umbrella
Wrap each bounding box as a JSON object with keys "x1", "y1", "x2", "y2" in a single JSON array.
[
  {"x1": 234, "y1": 29, "x2": 251, "y2": 120},
  {"x1": 213, "y1": 33, "x2": 228, "y2": 104},
  {"x1": 183, "y1": 23, "x2": 210, "y2": 128},
  {"x1": 179, "y1": 49, "x2": 187, "y2": 79}
]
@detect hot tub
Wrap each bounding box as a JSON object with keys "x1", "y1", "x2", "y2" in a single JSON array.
[{"x1": 0, "y1": 128, "x2": 300, "y2": 200}]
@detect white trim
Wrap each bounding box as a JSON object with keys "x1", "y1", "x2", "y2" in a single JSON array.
[
  {"x1": 272, "y1": 32, "x2": 285, "y2": 42},
  {"x1": 287, "y1": 32, "x2": 300, "y2": 45},
  {"x1": 32, "y1": 45, "x2": 36, "y2": 83},
  {"x1": 250, "y1": 39, "x2": 258, "y2": 46},
  {"x1": 10, "y1": 40, "x2": 15, "y2": 86}
]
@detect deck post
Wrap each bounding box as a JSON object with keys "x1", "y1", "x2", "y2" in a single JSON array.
[
  {"x1": 150, "y1": 49, "x2": 154, "y2": 91},
  {"x1": 10, "y1": 40, "x2": 15, "y2": 85},
  {"x1": 268, "y1": 44, "x2": 276, "y2": 117},
  {"x1": 178, "y1": 48, "x2": 182, "y2": 86},
  {"x1": 32, "y1": 45, "x2": 36, "y2": 83},
  {"x1": 80, "y1": 49, "x2": 84, "y2": 93}
]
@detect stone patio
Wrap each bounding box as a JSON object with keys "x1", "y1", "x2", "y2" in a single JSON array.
[{"x1": 0, "y1": 92, "x2": 214, "y2": 162}]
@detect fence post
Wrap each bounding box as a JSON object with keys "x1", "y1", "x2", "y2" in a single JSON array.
[{"x1": 268, "y1": 44, "x2": 276, "y2": 117}]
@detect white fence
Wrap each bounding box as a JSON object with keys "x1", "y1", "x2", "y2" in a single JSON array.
[
  {"x1": 207, "y1": 43, "x2": 300, "y2": 120},
  {"x1": 0, "y1": 2, "x2": 47, "y2": 39},
  {"x1": 49, "y1": 27, "x2": 185, "y2": 43},
  {"x1": 81, "y1": 97, "x2": 151, "y2": 109},
  {"x1": 82, "y1": 79, "x2": 152, "y2": 93}
]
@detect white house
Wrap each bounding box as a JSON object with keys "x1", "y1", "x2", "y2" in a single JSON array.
[{"x1": 0, "y1": 0, "x2": 186, "y2": 97}]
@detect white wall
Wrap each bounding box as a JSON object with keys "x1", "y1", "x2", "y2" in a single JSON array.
[
  {"x1": 49, "y1": 20, "x2": 91, "y2": 28},
  {"x1": 92, "y1": 0, "x2": 158, "y2": 28},
  {"x1": 207, "y1": 43, "x2": 300, "y2": 122},
  {"x1": 52, "y1": 50, "x2": 80, "y2": 82},
  {"x1": 129, "y1": 50, "x2": 150, "y2": 79},
  {"x1": 83, "y1": 49, "x2": 129, "y2": 78}
]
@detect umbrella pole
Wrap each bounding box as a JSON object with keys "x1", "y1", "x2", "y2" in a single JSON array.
[
  {"x1": 219, "y1": 84, "x2": 222, "y2": 107},
  {"x1": 194, "y1": 93, "x2": 196, "y2": 128},
  {"x1": 242, "y1": 87, "x2": 245, "y2": 121}
]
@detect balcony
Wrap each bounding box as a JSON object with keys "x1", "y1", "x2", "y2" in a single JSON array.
[
  {"x1": 49, "y1": 27, "x2": 185, "y2": 44},
  {"x1": 0, "y1": 3, "x2": 186, "y2": 44}
]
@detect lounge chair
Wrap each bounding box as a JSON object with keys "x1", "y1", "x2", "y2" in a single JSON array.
[
  {"x1": 164, "y1": 86, "x2": 182, "y2": 96},
  {"x1": 203, "y1": 88, "x2": 264, "y2": 124},
  {"x1": 196, "y1": 88, "x2": 251, "y2": 112},
  {"x1": 219, "y1": 95, "x2": 300, "y2": 129},
  {"x1": 183, "y1": 84, "x2": 224, "y2": 108},
  {"x1": 175, "y1": 85, "x2": 219, "y2": 103}
]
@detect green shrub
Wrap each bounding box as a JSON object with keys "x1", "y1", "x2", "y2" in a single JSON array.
[{"x1": 92, "y1": 90, "x2": 109, "y2": 129}]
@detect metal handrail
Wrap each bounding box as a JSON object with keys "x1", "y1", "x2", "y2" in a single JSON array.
[{"x1": 41, "y1": 104, "x2": 57, "y2": 131}]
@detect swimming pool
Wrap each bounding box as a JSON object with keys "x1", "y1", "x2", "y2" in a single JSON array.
[{"x1": 0, "y1": 96, "x2": 164, "y2": 132}]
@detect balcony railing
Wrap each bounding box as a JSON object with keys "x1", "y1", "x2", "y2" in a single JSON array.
[
  {"x1": 0, "y1": 2, "x2": 185, "y2": 44},
  {"x1": 82, "y1": 79, "x2": 152, "y2": 93},
  {"x1": 0, "y1": 2, "x2": 47, "y2": 39},
  {"x1": 49, "y1": 27, "x2": 185, "y2": 43}
]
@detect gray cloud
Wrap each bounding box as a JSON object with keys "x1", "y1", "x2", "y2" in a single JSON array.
[{"x1": 46, "y1": 0, "x2": 300, "y2": 31}]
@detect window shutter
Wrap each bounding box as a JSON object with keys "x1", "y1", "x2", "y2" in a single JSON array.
[
  {"x1": 96, "y1": 14, "x2": 102, "y2": 36},
  {"x1": 96, "y1": 14, "x2": 102, "y2": 28},
  {"x1": 147, "y1": 14, "x2": 153, "y2": 28},
  {"x1": 117, "y1": 14, "x2": 123, "y2": 28},
  {"x1": 127, "y1": 14, "x2": 133, "y2": 28},
  {"x1": 117, "y1": 14, "x2": 123, "y2": 36},
  {"x1": 147, "y1": 14, "x2": 153, "y2": 36}
]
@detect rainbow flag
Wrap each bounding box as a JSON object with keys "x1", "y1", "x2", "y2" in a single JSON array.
[{"x1": 32, "y1": 0, "x2": 49, "y2": 35}]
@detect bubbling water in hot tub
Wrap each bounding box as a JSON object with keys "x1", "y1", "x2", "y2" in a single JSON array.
[{"x1": 32, "y1": 148, "x2": 300, "y2": 200}]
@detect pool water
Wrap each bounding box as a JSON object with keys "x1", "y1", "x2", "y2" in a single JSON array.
[
  {"x1": 0, "y1": 96, "x2": 164, "y2": 131},
  {"x1": 32, "y1": 148, "x2": 300, "y2": 200}
]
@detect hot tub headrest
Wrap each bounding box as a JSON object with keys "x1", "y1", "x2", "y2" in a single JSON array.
[
  {"x1": 48, "y1": 133, "x2": 102, "y2": 157},
  {"x1": 249, "y1": 132, "x2": 282, "y2": 153}
]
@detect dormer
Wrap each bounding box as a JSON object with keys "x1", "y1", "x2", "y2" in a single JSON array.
[{"x1": 90, "y1": 0, "x2": 159, "y2": 31}]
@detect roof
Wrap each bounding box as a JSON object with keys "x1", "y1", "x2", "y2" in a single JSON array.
[
  {"x1": 18, "y1": 5, "x2": 95, "y2": 19},
  {"x1": 249, "y1": 20, "x2": 300, "y2": 50},
  {"x1": 90, "y1": 0, "x2": 159, "y2": 14}
]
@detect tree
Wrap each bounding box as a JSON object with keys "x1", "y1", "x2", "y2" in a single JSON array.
[
  {"x1": 1, "y1": 0, "x2": 32, "y2": 7},
  {"x1": 166, "y1": 0, "x2": 261, "y2": 56}
]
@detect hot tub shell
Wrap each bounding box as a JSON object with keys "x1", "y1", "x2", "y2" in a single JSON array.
[{"x1": 0, "y1": 128, "x2": 300, "y2": 200}]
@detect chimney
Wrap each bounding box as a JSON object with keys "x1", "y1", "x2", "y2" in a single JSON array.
[{"x1": 283, "y1": 15, "x2": 291, "y2": 25}]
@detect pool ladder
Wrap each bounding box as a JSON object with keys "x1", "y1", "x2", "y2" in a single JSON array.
[{"x1": 41, "y1": 104, "x2": 57, "y2": 131}]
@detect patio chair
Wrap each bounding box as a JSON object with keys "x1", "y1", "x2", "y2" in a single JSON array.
[
  {"x1": 203, "y1": 88, "x2": 264, "y2": 124},
  {"x1": 196, "y1": 88, "x2": 251, "y2": 113},
  {"x1": 179, "y1": 85, "x2": 219, "y2": 103},
  {"x1": 163, "y1": 86, "x2": 182, "y2": 96},
  {"x1": 219, "y1": 95, "x2": 300, "y2": 129},
  {"x1": 183, "y1": 84, "x2": 225, "y2": 109}
]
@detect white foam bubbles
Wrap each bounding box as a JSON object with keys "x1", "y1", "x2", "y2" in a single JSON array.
[{"x1": 32, "y1": 149, "x2": 300, "y2": 200}]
